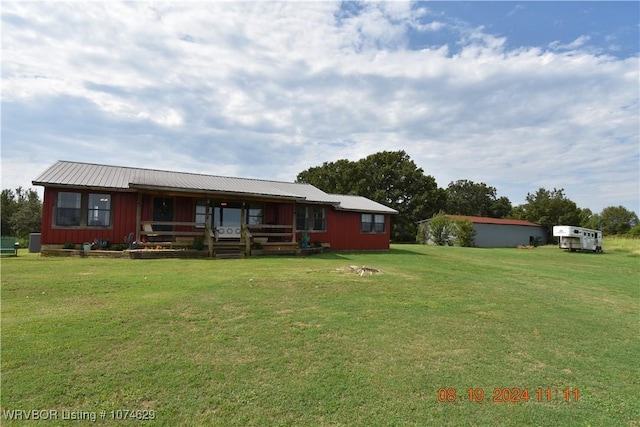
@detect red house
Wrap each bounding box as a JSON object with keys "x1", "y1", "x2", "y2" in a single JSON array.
[{"x1": 33, "y1": 161, "x2": 397, "y2": 255}]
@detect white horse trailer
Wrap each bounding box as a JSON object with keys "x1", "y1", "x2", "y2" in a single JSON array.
[{"x1": 553, "y1": 225, "x2": 603, "y2": 253}]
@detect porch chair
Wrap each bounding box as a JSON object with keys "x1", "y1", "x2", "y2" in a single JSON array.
[{"x1": 142, "y1": 224, "x2": 161, "y2": 242}]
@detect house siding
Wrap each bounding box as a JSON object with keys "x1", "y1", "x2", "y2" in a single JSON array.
[
  {"x1": 304, "y1": 209, "x2": 390, "y2": 250},
  {"x1": 35, "y1": 161, "x2": 397, "y2": 252},
  {"x1": 42, "y1": 188, "x2": 392, "y2": 250},
  {"x1": 42, "y1": 187, "x2": 138, "y2": 246}
]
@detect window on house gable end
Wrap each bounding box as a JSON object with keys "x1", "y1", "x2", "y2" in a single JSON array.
[
  {"x1": 56, "y1": 192, "x2": 82, "y2": 226},
  {"x1": 361, "y1": 213, "x2": 385, "y2": 233},
  {"x1": 87, "y1": 194, "x2": 111, "y2": 227}
]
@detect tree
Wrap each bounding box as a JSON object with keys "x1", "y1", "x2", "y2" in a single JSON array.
[
  {"x1": 1, "y1": 189, "x2": 18, "y2": 236},
  {"x1": 492, "y1": 196, "x2": 513, "y2": 219},
  {"x1": 599, "y1": 206, "x2": 639, "y2": 235},
  {"x1": 453, "y1": 218, "x2": 476, "y2": 247},
  {"x1": 628, "y1": 224, "x2": 640, "y2": 237},
  {"x1": 444, "y1": 180, "x2": 512, "y2": 218},
  {"x1": 295, "y1": 159, "x2": 356, "y2": 195},
  {"x1": 417, "y1": 212, "x2": 454, "y2": 246},
  {"x1": 297, "y1": 150, "x2": 445, "y2": 242},
  {"x1": 511, "y1": 188, "x2": 582, "y2": 240},
  {"x1": 578, "y1": 208, "x2": 597, "y2": 229},
  {"x1": 416, "y1": 213, "x2": 475, "y2": 247},
  {"x1": 1, "y1": 187, "x2": 42, "y2": 239}
]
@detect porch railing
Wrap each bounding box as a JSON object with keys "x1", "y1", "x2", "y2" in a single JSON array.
[
  {"x1": 139, "y1": 221, "x2": 207, "y2": 244},
  {"x1": 246, "y1": 224, "x2": 295, "y2": 240},
  {"x1": 139, "y1": 221, "x2": 297, "y2": 257}
]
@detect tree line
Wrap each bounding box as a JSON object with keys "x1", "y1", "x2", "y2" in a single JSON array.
[
  {"x1": 2, "y1": 150, "x2": 638, "y2": 244},
  {"x1": 1, "y1": 187, "x2": 42, "y2": 242},
  {"x1": 296, "y1": 150, "x2": 639, "y2": 242}
]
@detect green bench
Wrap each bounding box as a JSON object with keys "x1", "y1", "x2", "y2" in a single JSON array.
[{"x1": 0, "y1": 237, "x2": 19, "y2": 256}]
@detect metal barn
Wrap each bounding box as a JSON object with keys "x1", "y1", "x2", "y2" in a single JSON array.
[
  {"x1": 419, "y1": 215, "x2": 547, "y2": 247},
  {"x1": 451, "y1": 216, "x2": 547, "y2": 247}
]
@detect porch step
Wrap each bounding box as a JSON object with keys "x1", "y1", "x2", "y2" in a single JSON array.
[
  {"x1": 215, "y1": 252, "x2": 245, "y2": 259},
  {"x1": 214, "y1": 246, "x2": 245, "y2": 259}
]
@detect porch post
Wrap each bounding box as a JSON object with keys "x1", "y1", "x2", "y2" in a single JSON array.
[
  {"x1": 204, "y1": 199, "x2": 210, "y2": 229},
  {"x1": 291, "y1": 203, "x2": 296, "y2": 243},
  {"x1": 241, "y1": 203, "x2": 251, "y2": 257},
  {"x1": 205, "y1": 199, "x2": 213, "y2": 258},
  {"x1": 135, "y1": 193, "x2": 142, "y2": 244}
]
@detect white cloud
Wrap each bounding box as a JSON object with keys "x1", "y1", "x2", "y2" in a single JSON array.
[
  {"x1": 1, "y1": 2, "x2": 638, "y2": 214},
  {"x1": 549, "y1": 35, "x2": 592, "y2": 51}
]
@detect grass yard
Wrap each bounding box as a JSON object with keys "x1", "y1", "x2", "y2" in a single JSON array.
[{"x1": 1, "y1": 240, "x2": 638, "y2": 426}]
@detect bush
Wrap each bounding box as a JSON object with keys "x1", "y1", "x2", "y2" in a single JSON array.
[
  {"x1": 417, "y1": 212, "x2": 455, "y2": 245},
  {"x1": 63, "y1": 242, "x2": 75, "y2": 249},
  {"x1": 627, "y1": 224, "x2": 640, "y2": 238},
  {"x1": 453, "y1": 218, "x2": 476, "y2": 247},
  {"x1": 417, "y1": 213, "x2": 475, "y2": 247},
  {"x1": 191, "y1": 239, "x2": 205, "y2": 250}
]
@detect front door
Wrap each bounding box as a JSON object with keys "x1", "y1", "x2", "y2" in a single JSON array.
[
  {"x1": 215, "y1": 202, "x2": 243, "y2": 239},
  {"x1": 153, "y1": 198, "x2": 174, "y2": 231}
]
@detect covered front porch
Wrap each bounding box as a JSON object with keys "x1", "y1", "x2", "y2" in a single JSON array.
[{"x1": 134, "y1": 192, "x2": 302, "y2": 258}]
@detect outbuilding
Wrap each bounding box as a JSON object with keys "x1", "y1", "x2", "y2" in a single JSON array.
[{"x1": 419, "y1": 215, "x2": 547, "y2": 247}]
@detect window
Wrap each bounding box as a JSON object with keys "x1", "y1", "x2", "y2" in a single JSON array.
[
  {"x1": 194, "y1": 201, "x2": 212, "y2": 228},
  {"x1": 56, "y1": 192, "x2": 82, "y2": 226},
  {"x1": 296, "y1": 206, "x2": 326, "y2": 231},
  {"x1": 247, "y1": 204, "x2": 264, "y2": 225},
  {"x1": 87, "y1": 194, "x2": 111, "y2": 227},
  {"x1": 55, "y1": 192, "x2": 112, "y2": 228},
  {"x1": 361, "y1": 214, "x2": 385, "y2": 233}
]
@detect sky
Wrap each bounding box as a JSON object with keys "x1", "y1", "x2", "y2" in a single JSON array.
[{"x1": 2, "y1": 1, "x2": 639, "y2": 214}]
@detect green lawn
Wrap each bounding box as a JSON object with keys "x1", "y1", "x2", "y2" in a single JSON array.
[{"x1": 1, "y1": 241, "x2": 638, "y2": 426}]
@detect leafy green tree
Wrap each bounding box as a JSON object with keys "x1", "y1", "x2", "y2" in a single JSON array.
[
  {"x1": 492, "y1": 196, "x2": 513, "y2": 219},
  {"x1": 1, "y1": 189, "x2": 18, "y2": 235},
  {"x1": 416, "y1": 222, "x2": 429, "y2": 244},
  {"x1": 417, "y1": 214, "x2": 476, "y2": 247},
  {"x1": 297, "y1": 150, "x2": 445, "y2": 242},
  {"x1": 1, "y1": 187, "x2": 42, "y2": 239},
  {"x1": 295, "y1": 159, "x2": 356, "y2": 195},
  {"x1": 444, "y1": 180, "x2": 511, "y2": 218},
  {"x1": 627, "y1": 224, "x2": 640, "y2": 237},
  {"x1": 418, "y1": 212, "x2": 454, "y2": 246},
  {"x1": 511, "y1": 188, "x2": 582, "y2": 240},
  {"x1": 453, "y1": 218, "x2": 476, "y2": 247},
  {"x1": 578, "y1": 208, "x2": 597, "y2": 229},
  {"x1": 599, "y1": 206, "x2": 639, "y2": 235}
]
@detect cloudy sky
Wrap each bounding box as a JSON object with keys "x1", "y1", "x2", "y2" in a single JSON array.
[{"x1": 2, "y1": 1, "x2": 638, "y2": 214}]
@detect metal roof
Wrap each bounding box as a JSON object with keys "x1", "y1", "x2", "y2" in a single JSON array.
[
  {"x1": 33, "y1": 161, "x2": 397, "y2": 213},
  {"x1": 448, "y1": 215, "x2": 542, "y2": 227},
  {"x1": 329, "y1": 194, "x2": 398, "y2": 214}
]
